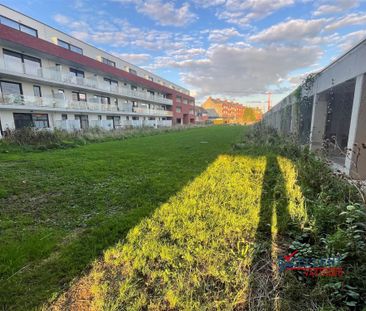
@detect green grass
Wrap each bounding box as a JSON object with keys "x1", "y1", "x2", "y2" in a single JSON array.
[
  {"x1": 51, "y1": 128, "x2": 366, "y2": 311},
  {"x1": 2, "y1": 125, "x2": 366, "y2": 310},
  {"x1": 0, "y1": 126, "x2": 244, "y2": 310}
]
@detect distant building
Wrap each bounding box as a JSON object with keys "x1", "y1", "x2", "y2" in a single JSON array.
[
  {"x1": 194, "y1": 106, "x2": 208, "y2": 124},
  {"x1": 202, "y1": 97, "x2": 262, "y2": 124}
]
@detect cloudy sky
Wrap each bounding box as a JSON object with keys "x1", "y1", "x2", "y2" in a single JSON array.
[{"x1": 4, "y1": 0, "x2": 366, "y2": 108}]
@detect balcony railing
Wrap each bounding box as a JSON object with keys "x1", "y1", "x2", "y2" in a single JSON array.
[
  {"x1": 0, "y1": 58, "x2": 173, "y2": 106},
  {"x1": 132, "y1": 107, "x2": 173, "y2": 116},
  {"x1": 0, "y1": 93, "x2": 173, "y2": 117}
]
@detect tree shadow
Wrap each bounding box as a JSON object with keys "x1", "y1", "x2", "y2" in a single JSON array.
[{"x1": 247, "y1": 155, "x2": 291, "y2": 311}]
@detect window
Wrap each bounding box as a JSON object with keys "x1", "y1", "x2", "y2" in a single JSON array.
[
  {"x1": 57, "y1": 39, "x2": 83, "y2": 55},
  {"x1": 32, "y1": 114, "x2": 49, "y2": 128},
  {"x1": 147, "y1": 90, "x2": 155, "y2": 96},
  {"x1": 57, "y1": 39, "x2": 69, "y2": 49},
  {"x1": 62, "y1": 114, "x2": 68, "y2": 120},
  {"x1": 98, "y1": 115, "x2": 102, "y2": 120},
  {"x1": 132, "y1": 101, "x2": 138, "y2": 107},
  {"x1": 0, "y1": 80, "x2": 23, "y2": 96},
  {"x1": 19, "y1": 24, "x2": 38, "y2": 37},
  {"x1": 104, "y1": 77, "x2": 118, "y2": 87},
  {"x1": 102, "y1": 57, "x2": 116, "y2": 67},
  {"x1": 13, "y1": 113, "x2": 48, "y2": 129},
  {"x1": 3, "y1": 49, "x2": 41, "y2": 75},
  {"x1": 70, "y1": 45, "x2": 83, "y2": 54},
  {"x1": 176, "y1": 96, "x2": 182, "y2": 103},
  {"x1": 148, "y1": 76, "x2": 154, "y2": 81},
  {"x1": 132, "y1": 116, "x2": 139, "y2": 120},
  {"x1": 176, "y1": 106, "x2": 182, "y2": 113},
  {"x1": 107, "y1": 116, "x2": 120, "y2": 128},
  {"x1": 72, "y1": 91, "x2": 87, "y2": 102},
  {"x1": 75, "y1": 115, "x2": 89, "y2": 129},
  {"x1": 94, "y1": 95, "x2": 110, "y2": 105},
  {"x1": 0, "y1": 16, "x2": 38, "y2": 37},
  {"x1": 33, "y1": 85, "x2": 41, "y2": 97},
  {"x1": 69, "y1": 68, "x2": 85, "y2": 78},
  {"x1": 131, "y1": 85, "x2": 137, "y2": 91},
  {"x1": 129, "y1": 68, "x2": 137, "y2": 75}
]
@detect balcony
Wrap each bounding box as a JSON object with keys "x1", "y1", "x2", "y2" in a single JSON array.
[
  {"x1": 0, "y1": 93, "x2": 173, "y2": 117},
  {"x1": 0, "y1": 58, "x2": 173, "y2": 106},
  {"x1": 132, "y1": 107, "x2": 173, "y2": 116}
]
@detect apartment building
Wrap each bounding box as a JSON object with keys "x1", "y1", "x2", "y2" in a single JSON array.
[
  {"x1": 0, "y1": 5, "x2": 195, "y2": 136},
  {"x1": 202, "y1": 97, "x2": 262, "y2": 124}
]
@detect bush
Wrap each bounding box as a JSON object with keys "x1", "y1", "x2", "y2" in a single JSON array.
[
  {"x1": 240, "y1": 126, "x2": 366, "y2": 309},
  {"x1": 1, "y1": 125, "x2": 208, "y2": 151}
]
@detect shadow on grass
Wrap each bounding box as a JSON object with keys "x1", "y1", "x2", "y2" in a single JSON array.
[
  {"x1": 247, "y1": 155, "x2": 291, "y2": 310},
  {"x1": 0, "y1": 127, "x2": 244, "y2": 310}
]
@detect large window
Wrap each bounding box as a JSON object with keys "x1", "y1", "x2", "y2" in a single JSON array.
[
  {"x1": 0, "y1": 15, "x2": 38, "y2": 37},
  {"x1": 3, "y1": 49, "x2": 41, "y2": 75},
  {"x1": 72, "y1": 91, "x2": 87, "y2": 102},
  {"x1": 32, "y1": 114, "x2": 49, "y2": 128},
  {"x1": 75, "y1": 115, "x2": 89, "y2": 129},
  {"x1": 69, "y1": 68, "x2": 85, "y2": 78},
  {"x1": 94, "y1": 95, "x2": 110, "y2": 105},
  {"x1": 57, "y1": 39, "x2": 83, "y2": 55},
  {"x1": 13, "y1": 113, "x2": 49, "y2": 129},
  {"x1": 0, "y1": 80, "x2": 22, "y2": 96},
  {"x1": 102, "y1": 57, "x2": 116, "y2": 67}
]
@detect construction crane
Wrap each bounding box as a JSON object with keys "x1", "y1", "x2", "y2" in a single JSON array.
[{"x1": 267, "y1": 92, "x2": 272, "y2": 112}]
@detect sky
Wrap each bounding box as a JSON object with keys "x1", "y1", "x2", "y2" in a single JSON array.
[{"x1": 3, "y1": 0, "x2": 366, "y2": 108}]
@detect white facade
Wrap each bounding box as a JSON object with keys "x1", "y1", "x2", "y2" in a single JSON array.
[
  {"x1": 0, "y1": 5, "x2": 191, "y2": 134},
  {"x1": 263, "y1": 39, "x2": 366, "y2": 179}
]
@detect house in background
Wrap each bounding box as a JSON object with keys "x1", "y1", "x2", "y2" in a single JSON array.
[
  {"x1": 194, "y1": 106, "x2": 208, "y2": 124},
  {"x1": 202, "y1": 97, "x2": 262, "y2": 124}
]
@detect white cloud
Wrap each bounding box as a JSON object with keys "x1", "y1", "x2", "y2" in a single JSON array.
[
  {"x1": 112, "y1": 53, "x2": 151, "y2": 65},
  {"x1": 192, "y1": 0, "x2": 226, "y2": 8},
  {"x1": 313, "y1": 0, "x2": 359, "y2": 16},
  {"x1": 250, "y1": 18, "x2": 326, "y2": 42},
  {"x1": 53, "y1": 14, "x2": 70, "y2": 25},
  {"x1": 208, "y1": 28, "x2": 241, "y2": 42},
  {"x1": 150, "y1": 44, "x2": 322, "y2": 97},
  {"x1": 113, "y1": 0, "x2": 197, "y2": 26},
  {"x1": 338, "y1": 30, "x2": 366, "y2": 51},
  {"x1": 217, "y1": 0, "x2": 295, "y2": 26},
  {"x1": 325, "y1": 13, "x2": 366, "y2": 31}
]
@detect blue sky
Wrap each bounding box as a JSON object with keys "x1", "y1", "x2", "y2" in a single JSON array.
[{"x1": 3, "y1": 0, "x2": 366, "y2": 108}]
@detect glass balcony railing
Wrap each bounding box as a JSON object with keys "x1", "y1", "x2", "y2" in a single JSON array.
[
  {"x1": 0, "y1": 93, "x2": 173, "y2": 117},
  {"x1": 0, "y1": 58, "x2": 173, "y2": 106}
]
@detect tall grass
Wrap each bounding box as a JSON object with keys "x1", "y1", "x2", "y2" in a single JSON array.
[{"x1": 1, "y1": 125, "x2": 207, "y2": 151}]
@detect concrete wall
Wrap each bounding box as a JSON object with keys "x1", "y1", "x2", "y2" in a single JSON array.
[{"x1": 263, "y1": 39, "x2": 366, "y2": 179}]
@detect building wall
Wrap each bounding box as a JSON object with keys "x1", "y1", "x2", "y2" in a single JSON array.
[
  {"x1": 0, "y1": 5, "x2": 195, "y2": 132},
  {"x1": 262, "y1": 40, "x2": 366, "y2": 178}
]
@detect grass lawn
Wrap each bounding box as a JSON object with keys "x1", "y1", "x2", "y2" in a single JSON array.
[
  {"x1": 0, "y1": 126, "x2": 244, "y2": 310},
  {"x1": 50, "y1": 128, "x2": 366, "y2": 310}
]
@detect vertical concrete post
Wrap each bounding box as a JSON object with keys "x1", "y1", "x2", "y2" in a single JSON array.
[
  {"x1": 310, "y1": 93, "x2": 328, "y2": 151},
  {"x1": 345, "y1": 74, "x2": 366, "y2": 179}
]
